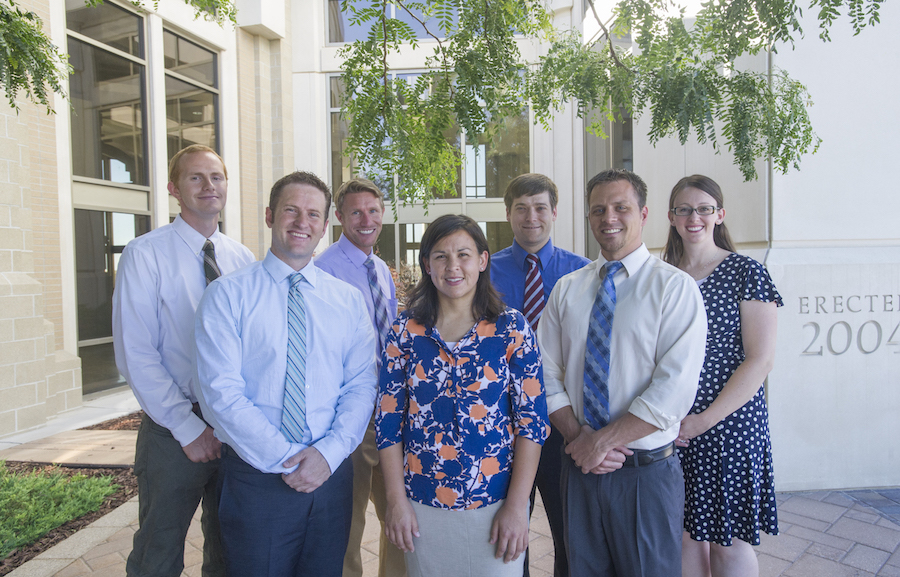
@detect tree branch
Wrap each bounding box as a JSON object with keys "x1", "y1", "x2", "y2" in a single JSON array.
[{"x1": 586, "y1": 0, "x2": 634, "y2": 74}]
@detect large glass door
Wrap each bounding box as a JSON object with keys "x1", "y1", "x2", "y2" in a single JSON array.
[{"x1": 75, "y1": 210, "x2": 150, "y2": 394}]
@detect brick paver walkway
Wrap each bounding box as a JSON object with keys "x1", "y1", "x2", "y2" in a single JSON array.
[{"x1": 4, "y1": 390, "x2": 900, "y2": 576}]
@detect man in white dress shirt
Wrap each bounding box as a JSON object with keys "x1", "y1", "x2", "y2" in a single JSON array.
[
  {"x1": 113, "y1": 145, "x2": 254, "y2": 577},
  {"x1": 194, "y1": 171, "x2": 377, "y2": 576},
  {"x1": 537, "y1": 168, "x2": 707, "y2": 576}
]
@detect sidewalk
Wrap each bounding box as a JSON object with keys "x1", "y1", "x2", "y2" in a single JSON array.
[{"x1": 3, "y1": 388, "x2": 900, "y2": 577}]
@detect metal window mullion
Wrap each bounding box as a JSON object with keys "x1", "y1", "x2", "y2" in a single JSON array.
[{"x1": 66, "y1": 29, "x2": 147, "y2": 66}]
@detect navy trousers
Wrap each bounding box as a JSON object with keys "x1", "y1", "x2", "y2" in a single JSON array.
[{"x1": 218, "y1": 446, "x2": 353, "y2": 577}]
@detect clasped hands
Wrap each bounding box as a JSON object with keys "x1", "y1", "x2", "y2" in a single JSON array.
[
  {"x1": 565, "y1": 425, "x2": 633, "y2": 475},
  {"x1": 282, "y1": 446, "x2": 332, "y2": 492}
]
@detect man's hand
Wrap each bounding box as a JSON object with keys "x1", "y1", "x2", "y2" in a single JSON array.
[
  {"x1": 182, "y1": 426, "x2": 221, "y2": 463},
  {"x1": 588, "y1": 446, "x2": 633, "y2": 474},
  {"x1": 565, "y1": 425, "x2": 632, "y2": 475},
  {"x1": 282, "y1": 447, "x2": 332, "y2": 492}
]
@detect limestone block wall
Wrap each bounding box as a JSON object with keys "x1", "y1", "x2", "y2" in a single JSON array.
[{"x1": 0, "y1": 97, "x2": 81, "y2": 438}]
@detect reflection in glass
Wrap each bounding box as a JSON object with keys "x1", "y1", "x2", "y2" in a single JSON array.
[
  {"x1": 66, "y1": 1, "x2": 142, "y2": 57},
  {"x1": 465, "y1": 144, "x2": 487, "y2": 198},
  {"x1": 327, "y1": 0, "x2": 456, "y2": 43},
  {"x1": 165, "y1": 76, "x2": 218, "y2": 158},
  {"x1": 328, "y1": 0, "x2": 374, "y2": 43},
  {"x1": 469, "y1": 110, "x2": 529, "y2": 198},
  {"x1": 75, "y1": 210, "x2": 150, "y2": 342},
  {"x1": 68, "y1": 37, "x2": 147, "y2": 185},
  {"x1": 163, "y1": 30, "x2": 216, "y2": 86},
  {"x1": 76, "y1": 209, "x2": 150, "y2": 394},
  {"x1": 482, "y1": 221, "x2": 515, "y2": 254}
]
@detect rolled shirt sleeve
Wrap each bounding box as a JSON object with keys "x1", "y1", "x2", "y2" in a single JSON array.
[{"x1": 535, "y1": 245, "x2": 706, "y2": 450}]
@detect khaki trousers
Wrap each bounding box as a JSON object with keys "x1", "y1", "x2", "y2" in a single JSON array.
[{"x1": 343, "y1": 418, "x2": 408, "y2": 577}]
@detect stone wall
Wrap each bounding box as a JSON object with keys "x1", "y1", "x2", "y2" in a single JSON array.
[{"x1": 0, "y1": 92, "x2": 81, "y2": 438}]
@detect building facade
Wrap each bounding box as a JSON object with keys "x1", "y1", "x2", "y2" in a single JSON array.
[
  {"x1": 0, "y1": 0, "x2": 292, "y2": 432},
  {"x1": 1, "y1": 0, "x2": 896, "y2": 491}
]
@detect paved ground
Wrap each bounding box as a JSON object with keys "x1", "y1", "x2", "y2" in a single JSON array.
[{"x1": 3, "y1": 388, "x2": 900, "y2": 576}]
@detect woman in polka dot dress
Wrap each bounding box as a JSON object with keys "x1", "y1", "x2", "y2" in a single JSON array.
[{"x1": 663, "y1": 175, "x2": 783, "y2": 577}]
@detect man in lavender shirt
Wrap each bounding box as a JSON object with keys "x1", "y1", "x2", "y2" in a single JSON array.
[{"x1": 314, "y1": 178, "x2": 402, "y2": 577}]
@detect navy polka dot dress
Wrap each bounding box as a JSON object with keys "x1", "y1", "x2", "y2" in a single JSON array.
[{"x1": 680, "y1": 253, "x2": 783, "y2": 546}]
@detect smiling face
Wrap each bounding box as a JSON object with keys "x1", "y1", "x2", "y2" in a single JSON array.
[
  {"x1": 588, "y1": 179, "x2": 648, "y2": 262},
  {"x1": 424, "y1": 229, "x2": 489, "y2": 308},
  {"x1": 167, "y1": 151, "x2": 227, "y2": 228},
  {"x1": 266, "y1": 183, "x2": 329, "y2": 270},
  {"x1": 668, "y1": 186, "x2": 725, "y2": 248},
  {"x1": 507, "y1": 191, "x2": 558, "y2": 253},
  {"x1": 336, "y1": 191, "x2": 384, "y2": 254}
]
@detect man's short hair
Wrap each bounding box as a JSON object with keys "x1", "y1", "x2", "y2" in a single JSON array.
[
  {"x1": 269, "y1": 171, "x2": 332, "y2": 216},
  {"x1": 168, "y1": 145, "x2": 226, "y2": 184},
  {"x1": 586, "y1": 169, "x2": 648, "y2": 209},
  {"x1": 503, "y1": 173, "x2": 559, "y2": 212},
  {"x1": 334, "y1": 178, "x2": 384, "y2": 214}
]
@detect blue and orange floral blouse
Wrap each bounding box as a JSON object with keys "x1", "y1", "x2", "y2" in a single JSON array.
[{"x1": 375, "y1": 308, "x2": 549, "y2": 511}]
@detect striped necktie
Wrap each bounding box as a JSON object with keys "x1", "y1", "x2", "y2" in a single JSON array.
[
  {"x1": 364, "y1": 256, "x2": 392, "y2": 351},
  {"x1": 280, "y1": 272, "x2": 307, "y2": 442},
  {"x1": 202, "y1": 240, "x2": 221, "y2": 285},
  {"x1": 583, "y1": 261, "x2": 623, "y2": 429},
  {"x1": 523, "y1": 254, "x2": 545, "y2": 329}
]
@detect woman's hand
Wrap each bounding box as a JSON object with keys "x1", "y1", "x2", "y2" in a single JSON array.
[
  {"x1": 384, "y1": 496, "x2": 420, "y2": 553},
  {"x1": 490, "y1": 500, "x2": 529, "y2": 563},
  {"x1": 676, "y1": 412, "x2": 714, "y2": 446}
]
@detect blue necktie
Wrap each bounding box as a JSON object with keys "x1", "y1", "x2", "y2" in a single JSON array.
[
  {"x1": 364, "y1": 256, "x2": 392, "y2": 351},
  {"x1": 281, "y1": 272, "x2": 307, "y2": 442},
  {"x1": 584, "y1": 261, "x2": 623, "y2": 429}
]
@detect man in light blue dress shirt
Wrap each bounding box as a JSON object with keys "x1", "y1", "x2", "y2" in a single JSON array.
[
  {"x1": 489, "y1": 173, "x2": 591, "y2": 577},
  {"x1": 314, "y1": 178, "x2": 404, "y2": 577},
  {"x1": 113, "y1": 145, "x2": 255, "y2": 577},
  {"x1": 195, "y1": 171, "x2": 377, "y2": 577}
]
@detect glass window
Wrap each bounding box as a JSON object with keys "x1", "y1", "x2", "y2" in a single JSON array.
[
  {"x1": 68, "y1": 37, "x2": 147, "y2": 185},
  {"x1": 164, "y1": 29, "x2": 216, "y2": 86},
  {"x1": 66, "y1": 1, "x2": 142, "y2": 57},
  {"x1": 327, "y1": 0, "x2": 455, "y2": 44},
  {"x1": 165, "y1": 76, "x2": 218, "y2": 158},
  {"x1": 466, "y1": 109, "x2": 530, "y2": 199},
  {"x1": 482, "y1": 221, "x2": 515, "y2": 254},
  {"x1": 75, "y1": 209, "x2": 150, "y2": 342},
  {"x1": 401, "y1": 223, "x2": 426, "y2": 267},
  {"x1": 75, "y1": 209, "x2": 150, "y2": 395}
]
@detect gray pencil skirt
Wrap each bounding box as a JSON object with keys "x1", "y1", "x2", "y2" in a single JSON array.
[{"x1": 404, "y1": 499, "x2": 528, "y2": 577}]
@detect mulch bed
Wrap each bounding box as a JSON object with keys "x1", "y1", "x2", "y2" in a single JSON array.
[{"x1": 0, "y1": 412, "x2": 143, "y2": 576}]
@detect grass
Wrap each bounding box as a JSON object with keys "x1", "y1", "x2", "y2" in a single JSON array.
[{"x1": 0, "y1": 461, "x2": 117, "y2": 560}]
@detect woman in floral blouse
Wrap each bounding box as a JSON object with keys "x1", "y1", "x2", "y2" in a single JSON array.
[{"x1": 376, "y1": 214, "x2": 549, "y2": 577}]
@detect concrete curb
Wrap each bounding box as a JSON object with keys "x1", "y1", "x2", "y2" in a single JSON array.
[{"x1": 6, "y1": 497, "x2": 139, "y2": 577}]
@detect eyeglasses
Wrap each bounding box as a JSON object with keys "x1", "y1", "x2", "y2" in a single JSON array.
[{"x1": 670, "y1": 206, "x2": 720, "y2": 217}]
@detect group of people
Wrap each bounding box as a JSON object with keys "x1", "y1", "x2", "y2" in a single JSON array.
[{"x1": 112, "y1": 143, "x2": 782, "y2": 577}]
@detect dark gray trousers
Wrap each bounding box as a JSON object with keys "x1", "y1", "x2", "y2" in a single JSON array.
[
  {"x1": 127, "y1": 414, "x2": 225, "y2": 577},
  {"x1": 561, "y1": 451, "x2": 684, "y2": 577}
]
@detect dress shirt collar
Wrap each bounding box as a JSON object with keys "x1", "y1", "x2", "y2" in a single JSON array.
[
  {"x1": 335, "y1": 233, "x2": 372, "y2": 268},
  {"x1": 510, "y1": 238, "x2": 555, "y2": 270},
  {"x1": 599, "y1": 243, "x2": 651, "y2": 279},
  {"x1": 172, "y1": 214, "x2": 221, "y2": 254},
  {"x1": 262, "y1": 249, "x2": 320, "y2": 288}
]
